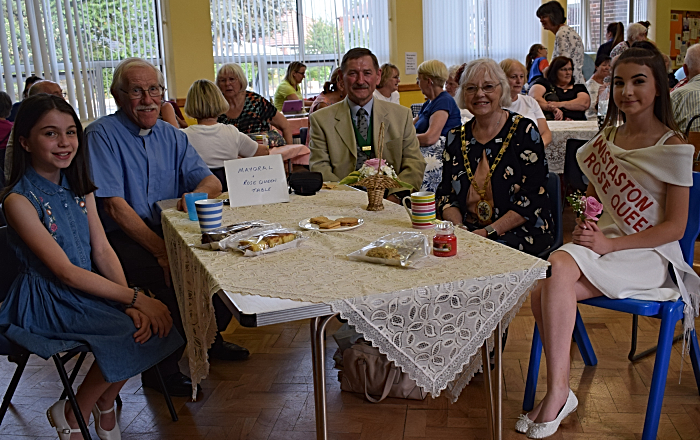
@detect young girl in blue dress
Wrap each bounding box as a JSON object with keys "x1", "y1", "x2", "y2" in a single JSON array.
[{"x1": 0, "y1": 94, "x2": 184, "y2": 439}]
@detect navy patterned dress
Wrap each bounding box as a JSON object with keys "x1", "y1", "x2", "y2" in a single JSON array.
[{"x1": 0, "y1": 167, "x2": 183, "y2": 382}]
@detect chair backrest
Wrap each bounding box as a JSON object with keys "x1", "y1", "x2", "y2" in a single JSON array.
[
  {"x1": 686, "y1": 115, "x2": 700, "y2": 172},
  {"x1": 679, "y1": 172, "x2": 700, "y2": 265},
  {"x1": 564, "y1": 138, "x2": 589, "y2": 193},
  {"x1": 538, "y1": 172, "x2": 563, "y2": 258},
  {"x1": 0, "y1": 226, "x2": 20, "y2": 302}
]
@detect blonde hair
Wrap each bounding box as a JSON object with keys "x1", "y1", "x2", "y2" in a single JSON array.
[
  {"x1": 378, "y1": 63, "x2": 398, "y2": 88},
  {"x1": 499, "y1": 59, "x2": 527, "y2": 77},
  {"x1": 284, "y1": 61, "x2": 306, "y2": 86},
  {"x1": 457, "y1": 58, "x2": 511, "y2": 109},
  {"x1": 216, "y1": 63, "x2": 248, "y2": 89},
  {"x1": 184, "y1": 79, "x2": 230, "y2": 119},
  {"x1": 417, "y1": 60, "x2": 449, "y2": 88}
]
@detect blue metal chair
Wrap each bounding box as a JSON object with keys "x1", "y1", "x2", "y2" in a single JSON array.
[
  {"x1": 538, "y1": 172, "x2": 563, "y2": 260},
  {"x1": 523, "y1": 172, "x2": 700, "y2": 440}
]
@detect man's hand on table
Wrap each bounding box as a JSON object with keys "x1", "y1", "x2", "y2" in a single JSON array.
[
  {"x1": 153, "y1": 241, "x2": 172, "y2": 288},
  {"x1": 386, "y1": 194, "x2": 401, "y2": 204}
]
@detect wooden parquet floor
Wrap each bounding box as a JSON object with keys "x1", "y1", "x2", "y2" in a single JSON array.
[{"x1": 3, "y1": 211, "x2": 700, "y2": 439}]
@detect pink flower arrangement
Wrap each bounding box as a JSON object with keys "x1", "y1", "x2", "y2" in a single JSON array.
[
  {"x1": 363, "y1": 158, "x2": 387, "y2": 170},
  {"x1": 566, "y1": 192, "x2": 603, "y2": 222}
]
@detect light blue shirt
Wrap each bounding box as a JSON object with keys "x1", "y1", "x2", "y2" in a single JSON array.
[
  {"x1": 86, "y1": 110, "x2": 212, "y2": 231},
  {"x1": 348, "y1": 98, "x2": 374, "y2": 126}
]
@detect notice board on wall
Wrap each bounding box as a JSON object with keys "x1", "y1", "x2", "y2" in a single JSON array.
[{"x1": 670, "y1": 10, "x2": 700, "y2": 68}]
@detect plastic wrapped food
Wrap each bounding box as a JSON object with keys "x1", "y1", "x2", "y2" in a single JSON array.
[
  {"x1": 198, "y1": 222, "x2": 280, "y2": 250},
  {"x1": 347, "y1": 232, "x2": 430, "y2": 267},
  {"x1": 234, "y1": 228, "x2": 306, "y2": 256}
]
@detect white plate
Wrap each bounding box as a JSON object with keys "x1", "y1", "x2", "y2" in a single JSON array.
[{"x1": 299, "y1": 216, "x2": 364, "y2": 232}]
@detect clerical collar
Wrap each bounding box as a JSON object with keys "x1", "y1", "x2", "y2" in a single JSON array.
[{"x1": 139, "y1": 128, "x2": 152, "y2": 136}]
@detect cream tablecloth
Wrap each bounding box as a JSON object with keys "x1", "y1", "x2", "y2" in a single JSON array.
[
  {"x1": 546, "y1": 120, "x2": 599, "y2": 174},
  {"x1": 161, "y1": 190, "x2": 548, "y2": 400}
]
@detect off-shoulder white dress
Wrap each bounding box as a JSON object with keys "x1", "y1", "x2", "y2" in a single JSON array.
[{"x1": 557, "y1": 128, "x2": 700, "y2": 304}]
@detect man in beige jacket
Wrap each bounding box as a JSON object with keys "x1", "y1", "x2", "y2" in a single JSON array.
[{"x1": 309, "y1": 48, "x2": 425, "y2": 203}]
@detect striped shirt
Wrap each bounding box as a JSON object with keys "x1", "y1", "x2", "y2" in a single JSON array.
[{"x1": 671, "y1": 74, "x2": 700, "y2": 133}]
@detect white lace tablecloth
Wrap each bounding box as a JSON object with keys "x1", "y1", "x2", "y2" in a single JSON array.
[
  {"x1": 546, "y1": 120, "x2": 599, "y2": 174},
  {"x1": 161, "y1": 189, "x2": 548, "y2": 400}
]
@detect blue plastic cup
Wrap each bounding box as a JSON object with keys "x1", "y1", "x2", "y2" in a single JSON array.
[
  {"x1": 184, "y1": 193, "x2": 208, "y2": 221},
  {"x1": 194, "y1": 199, "x2": 223, "y2": 231}
]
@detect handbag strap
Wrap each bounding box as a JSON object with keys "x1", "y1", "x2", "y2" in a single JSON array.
[{"x1": 360, "y1": 359, "x2": 398, "y2": 403}]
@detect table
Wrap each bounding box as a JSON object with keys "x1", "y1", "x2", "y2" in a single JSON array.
[
  {"x1": 546, "y1": 120, "x2": 599, "y2": 174},
  {"x1": 161, "y1": 190, "x2": 549, "y2": 439}
]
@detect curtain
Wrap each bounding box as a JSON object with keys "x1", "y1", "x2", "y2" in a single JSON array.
[{"x1": 423, "y1": 0, "x2": 541, "y2": 67}]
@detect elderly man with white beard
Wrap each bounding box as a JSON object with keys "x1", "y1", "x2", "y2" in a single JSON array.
[{"x1": 86, "y1": 58, "x2": 249, "y2": 398}]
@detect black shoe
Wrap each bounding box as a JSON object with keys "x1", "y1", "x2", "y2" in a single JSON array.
[
  {"x1": 142, "y1": 371, "x2": 201, "y2": 398},
  {"x1": 208, "y1": 340, "x2": 250, "y2": 361}
]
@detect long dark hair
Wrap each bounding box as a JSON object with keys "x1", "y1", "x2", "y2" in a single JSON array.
[
  {"x1": 545, "y1": 56, "x2": 574, "y2": 86},
  {"x1": 526, "y1": 44, "x2": 546, "y2": 73},
  {"x1": 608, "y1": 22, "x2": 624, "y2": 48},
  {"x1": 602, "y1": 47, "x2": 682, "y2": 138},
  {"x1": 1, "y1": 94, "x2": 97, "y2": 200}
]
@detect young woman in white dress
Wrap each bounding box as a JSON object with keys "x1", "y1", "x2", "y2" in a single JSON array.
[{"x1": 516, "y1": 46, "x2": 700, "y2": 439}]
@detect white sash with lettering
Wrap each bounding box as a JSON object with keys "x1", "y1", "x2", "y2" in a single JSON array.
[
  {"x1": 577, "y1": 132, "x2": 662, "y2": 235},
  {"x1": 577, "y1": 129, "x2": 700, "y2": 341}
]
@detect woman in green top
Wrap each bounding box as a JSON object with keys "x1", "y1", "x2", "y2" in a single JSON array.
[{"x1": 274, "y1": 62, "x2": 313, "y2": 111}]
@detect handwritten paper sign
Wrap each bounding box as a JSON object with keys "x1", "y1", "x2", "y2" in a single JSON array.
[
  {"x1": 405, "y1": 52, "x2": 417, "y2": 75},
  {"x1": 224, "y1": 155, "x2": 289, "y2": 208}
]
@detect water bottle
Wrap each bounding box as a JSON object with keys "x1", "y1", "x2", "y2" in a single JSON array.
[{"x1": 597, "y1": 85, "x2": 609, "y2": 129}]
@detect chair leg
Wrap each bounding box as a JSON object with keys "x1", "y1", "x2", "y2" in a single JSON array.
[
  {"x1": 641, "y1": 309, "x2": 676, "y2": 440},
  {"x1": 572, "y1": 309, "x2": 598, "y2": 366},
  {"x1": 0, "y1": 352, "x2": 29, "y2": 425},
  {"x1": 153, "y1": 364, "x2": 178, "y2": 422},
  {"x1": 60, "y1": 351, "x2": 88, "y2": 400},
  {"x1": 628, "y1": 314, "x2": 683, "y2": 361},
  {"x1": 523, "y1": 324, "x2": 542, "y2": 412},
  {"x1": 689, "y1": 330, "x2": 700, "y2": 395},
  {"x1": 52, "y1": 355, "x2": 92, "y2": 440}
]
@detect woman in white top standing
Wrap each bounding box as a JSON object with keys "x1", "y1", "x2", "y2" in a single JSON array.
[
  {"x1": 182, "y1": 79, "x2": 268, "y2": 191},
  {"x1": 585, "y1": 56, "x2": 612, "y2": 120},
  {"x1": 500, "y1": 59, "x2": 552, "y2": 147},
  {"x1": 373, "y1": 63, "x2": 401, "y2": 104}
]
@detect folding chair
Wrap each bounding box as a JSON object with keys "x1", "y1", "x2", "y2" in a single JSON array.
[
  {"x1": 538, "y1": 172, "x2": 563, "y2": 260},
  {"x1": 523, "y1": 172, "x2": 700, "y2": 440}
]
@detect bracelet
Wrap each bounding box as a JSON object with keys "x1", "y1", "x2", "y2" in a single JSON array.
[{"x1": 126, "y1": 287, "x2": 140, "y2": 308}]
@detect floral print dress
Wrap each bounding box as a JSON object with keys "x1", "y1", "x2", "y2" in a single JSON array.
[
  {"x1": 553, "y1": 25, "x2": 585, "y2": 85},
  {"x1": 436, "y1": 112, "x2": 554, "y2": 256}
]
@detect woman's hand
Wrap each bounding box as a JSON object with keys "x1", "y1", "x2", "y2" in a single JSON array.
[
  {"x1": 572, "y1": 218, "x2": 614, "y2": 255},
  {"x1": 472, "y1": 229, "x2": 488, "y2": 238},
  {"x1": 441, "y1": 206, "x2": 463, "y2": 226},
  {"x1": 125, "y1": 308, "x2": 153, "y2": 344},
  {"x1": 133, "y1": 292, "x2": 173, "y2": 338}
]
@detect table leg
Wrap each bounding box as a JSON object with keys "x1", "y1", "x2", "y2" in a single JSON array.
[
  {"x1": 494, "y1": 322, "x2": 503, "y2": 440},
  {"x1": 310, "y1": 314, "x2": 338, "y2": 440},
  {"x1": 481, "y1": 342, "x2": 494, "y2": 440}
]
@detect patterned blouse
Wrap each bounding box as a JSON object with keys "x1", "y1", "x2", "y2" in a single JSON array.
[
  {"x1": 436, "y1": 112, "x2": 553, "y2": 256},
  {"x1": 218, "y1": 91, "x2": 278, "y2": 134},
  {"x1": 552, "y1": 25, "x2": 585, "y2": 85}
]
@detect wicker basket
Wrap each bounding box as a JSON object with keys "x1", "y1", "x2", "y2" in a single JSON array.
[{"x1": 353, "y1": 175, "x2": 402, "y2": 211}]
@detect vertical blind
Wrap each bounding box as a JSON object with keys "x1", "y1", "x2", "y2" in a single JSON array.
[
  {"x1": 0, "y1": 0, "x2": 164, "y2": 121},
  {"x1": 211, "y1": 0, "x2": 389, "y2": 98},
  {"x1": 423, "y1": 0, "x2": 541, "y2": 67}
]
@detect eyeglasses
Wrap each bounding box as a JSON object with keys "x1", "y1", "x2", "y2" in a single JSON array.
[
  {"x1": 121, "y1": 86, "x2": 165, "y2": 99},
  {"x1": 463, "y1": 83, "x2": 501, "y2": 95},
  {"x1": 51, "y1": 91, "x2": 67, "y2": 98}
]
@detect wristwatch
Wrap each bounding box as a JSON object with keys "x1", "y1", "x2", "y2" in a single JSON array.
[{"x1": 484, "y1": 225, "x2": 498, "y2": 240}]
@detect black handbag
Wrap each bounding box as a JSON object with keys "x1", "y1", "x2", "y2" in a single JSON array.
[{"x1": 288, "y1": 171, "x2": 323, "y2": 196}]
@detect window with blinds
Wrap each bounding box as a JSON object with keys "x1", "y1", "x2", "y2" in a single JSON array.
[
  {"x1": 0, "y1": 0, "x2": 164, "y2": 122},
  {"x1": 211, "y1": 0, "x2": 389, "y2": 99},
  {"x1": 423, "y1": 0, "x2": 542, "y2": 67},
  {"x1": 568, "y1": 0, "x2": 650, "y2": 52}
]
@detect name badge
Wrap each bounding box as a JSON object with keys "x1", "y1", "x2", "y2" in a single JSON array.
[{"x1": 362, "y1": 145, "x2": 372, "y2": 151}]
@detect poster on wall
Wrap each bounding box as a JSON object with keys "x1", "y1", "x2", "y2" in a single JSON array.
[{"x1": 670, "y1": 10, "x2": 700, "y2": 68}]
